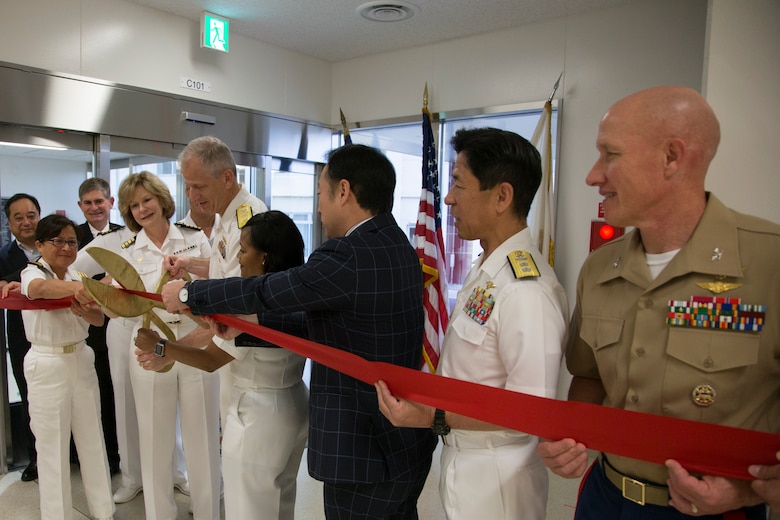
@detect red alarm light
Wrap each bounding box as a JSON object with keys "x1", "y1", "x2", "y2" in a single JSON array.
[
  {"x1": 599, "y1": 224, "x2": 615, "y2": 240},
  {"x1": 589, "y1": 220, "x2": 624, "y2": 252}
]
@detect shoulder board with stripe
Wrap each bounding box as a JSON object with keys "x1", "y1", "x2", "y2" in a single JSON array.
[
  {"x1": 121, "y1": 236, "x2": 137, "y2": 249},
  {"x1": 28, "y1": 261, "x2": 53, "y2": 277},
  {"x1": 175, "y1": 222, "x2": 202, "y2": 232},
  {"x1": 236, "y1": 204, "x2": 253, "y2": 228},
  {"x1": 97, "y1": 226, "x2": 125, "y2": 236},
  {"x1": 507, "y1": 250, "x2": 541, "y2": 279}
]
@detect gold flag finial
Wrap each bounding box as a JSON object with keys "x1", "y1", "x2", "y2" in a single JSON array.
[
  {"x1": 339, "y1": 108, "x2": 351, "y2": 140},
  {"x1": 423, "y1": 83, "x2": 429, "y2": 109},
  {"x1": 547, "y1": 72, "x2": 562, "y2": 103}
]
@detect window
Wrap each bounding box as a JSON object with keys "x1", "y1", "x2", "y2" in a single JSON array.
[{"x1": 344, "y1": 104, "x2": 558, "y2": 310}]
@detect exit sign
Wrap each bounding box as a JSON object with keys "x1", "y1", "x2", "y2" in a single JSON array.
[{"x1": 201, "y1": 12, "x2": 229, "y2": 53}]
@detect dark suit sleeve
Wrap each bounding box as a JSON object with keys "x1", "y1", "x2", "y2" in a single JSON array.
[
  {"x1": 234, "y1": 310, "x2": 308, "y2": 347},
  {"x1": 0, "y1": 243, "x2": 29, "y2": 283},
  {"x1": 188, "y1": 239, "x2": 356, "y2": 315}
]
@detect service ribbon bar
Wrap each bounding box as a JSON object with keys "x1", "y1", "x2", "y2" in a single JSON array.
[{"x1": 667, "y1": 296, "x2": 766, "y2": 332}]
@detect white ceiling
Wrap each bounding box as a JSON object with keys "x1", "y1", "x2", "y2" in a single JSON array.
[{"x1": 126, "y1": 0, "x2": 645, "y2": 62}]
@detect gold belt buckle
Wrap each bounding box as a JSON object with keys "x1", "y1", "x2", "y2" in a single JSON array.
[
  {"x1": 622, "y1": 476, "x2": 646, "y2": 505},
  {"x1": 63, "y1": 344, "x2": 76, "y2": 354}
]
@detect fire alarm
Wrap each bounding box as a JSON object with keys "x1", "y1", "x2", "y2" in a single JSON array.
[{"x1": 589, "y1": 220, "x2": 624, "y2": 252}]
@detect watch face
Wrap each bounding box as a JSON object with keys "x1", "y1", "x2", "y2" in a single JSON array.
[{"x1": 178, "y1": 286, "x2": 189, "y2": 303}]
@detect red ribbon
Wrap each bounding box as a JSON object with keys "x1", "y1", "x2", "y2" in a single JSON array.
[
  {"x1": 48, "y1": 288, "x2": 780, "y2": 479},
  {"x1": 0, "y1": 292, "x2": 73, "y2": 310}
]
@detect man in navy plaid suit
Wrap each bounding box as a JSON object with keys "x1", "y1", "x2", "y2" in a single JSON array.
[{"x1": 162, "y1": 144, "x2": 437, "y2": 519}]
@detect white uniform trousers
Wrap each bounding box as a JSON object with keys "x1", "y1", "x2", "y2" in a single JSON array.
[
  {"x1": 25, "y1": 343, "x2": 115, "y2": 520},
  {"x1": 108, "y1": 318, "x2": 189, "y2": 492},
  {"x1": 222, "y1": 380, "x2": 308, "y2": 520},
  {"x1": 440, "y1": 430, "x2": 548, "y2": 520},
  {"x1": 107, "y1": 318, "x2": 143, "y2": 489},
  {"x1": 129, "y1": 329, "x2": 221, "y2": 520}
]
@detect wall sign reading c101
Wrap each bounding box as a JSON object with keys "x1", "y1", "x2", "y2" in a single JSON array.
[{"x1": 180, "y1": 77, "x2": 212, "y2": 93}]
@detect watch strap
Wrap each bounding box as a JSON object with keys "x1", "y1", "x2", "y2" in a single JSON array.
[
  {"x1": 154, "y1": 338, "x2": 168, "y2": 357},
  {"x1": 431, "y1": 408, "x2": 450, "y2": 436}
]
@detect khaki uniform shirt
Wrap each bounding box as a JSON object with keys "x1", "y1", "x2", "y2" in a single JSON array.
[{"x1": 567, "y1": 194, "x2": 780, "y2": 484}]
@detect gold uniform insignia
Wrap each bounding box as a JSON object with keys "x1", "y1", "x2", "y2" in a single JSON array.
[
  {"x1": 175, "y1": 222, "x2": 202, "y2": 231},
  {"x1": 507, "y1": 250, "x2": 541, "y2": 279},
  {"x1": 97, "y1": 226, "x2": 125, "y2": 236},
  {"x1": 236, "y1": 204, "x2": 253, "y2": 228},
  {"x1": 696, "y1": 275, "x2": 742, "y2": 294},
  {"x1": 121, "y1": 236, "x2": 137, "y2": 249},
  {"x1": 691, "y1": 384, "x2": 716, "y2": 407}
]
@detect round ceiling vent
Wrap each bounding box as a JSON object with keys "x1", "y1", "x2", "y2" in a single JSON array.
[{"x1": 357, "y1": 2, "x2": 419, "y2": 22}]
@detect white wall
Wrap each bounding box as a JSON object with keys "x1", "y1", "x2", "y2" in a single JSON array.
[
  {"x1": 0, "y1": 157, "x2": 86, "y2": 222},
  {"x1": 703, "y1": 0, "x2": 780, "y2": 225},
  {"x1": 0, "y1": 0, "x2": 332, "y2": 123},
  {"x1": 333, "y1": 0, "x2": 708, "y2": 297}
]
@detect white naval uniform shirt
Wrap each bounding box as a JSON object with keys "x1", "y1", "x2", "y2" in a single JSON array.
[
  {"x1": 440, "y1": 227, "x2": 568, "y2": 439},
  {"x1": 72, "y1": 226, "x2": 136, "y2": 278},
  {"x1": 121, "y1": 223, "x2": 210, "y2": 325},
  {"x1": 21, "y1": 259, "x2": 89, "y2": 345},
  {"x1": 209, "y1": 186, "x2": 267, "y2": 281}
]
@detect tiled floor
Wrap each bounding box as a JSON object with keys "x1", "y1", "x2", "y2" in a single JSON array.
[{"x1": 0, "y1": 444, "x2": 583, "y2": 519}]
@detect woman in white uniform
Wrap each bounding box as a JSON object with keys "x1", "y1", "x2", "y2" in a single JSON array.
[
  {"x1": 73, "y1": 223, "x2": 190, "y2": 505},
  {"x1": 10, "y1": 214, "x2": 115, "y2": 520},
  {"x1": 135, "y1": 210, "x2": 309, "y2": 520},
  {"x1": 115, "y1": 172, "x2": 220, "y2": 520}
]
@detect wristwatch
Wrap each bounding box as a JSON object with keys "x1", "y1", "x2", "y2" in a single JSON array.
[
  {"x1": 431, "y1": 408, "x2": 450, "y2": 436},
  {"x1": 154, "y1": 338, "x2": 168, "y2": 357},
  {"x1": 178, "y1": 281, "x2": 191, "y2": 305}
]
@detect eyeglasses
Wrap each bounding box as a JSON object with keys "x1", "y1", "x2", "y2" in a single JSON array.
[{"x1": 46, "y1": 238, "x2": 79, "y2": 249}]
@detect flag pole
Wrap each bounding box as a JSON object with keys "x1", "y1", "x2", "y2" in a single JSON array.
[{"x1": 339, "y1": 108, "x2": 352, "y2": 145}]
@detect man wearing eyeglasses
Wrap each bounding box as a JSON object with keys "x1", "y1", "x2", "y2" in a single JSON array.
[{"x1": 0, "y1": 193, "x2": 41, "y2": 482}]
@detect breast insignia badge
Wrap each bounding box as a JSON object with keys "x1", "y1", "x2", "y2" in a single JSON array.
[
  {"x1": 696, "y1": 275, "x2": 742, "y2": 295},
  {"x1": 692, "y1": 384, "x2": 716, "y2": 407}
]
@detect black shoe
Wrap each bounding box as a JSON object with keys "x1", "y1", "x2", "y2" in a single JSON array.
[{"x1": 21, "y1": 461, "x2": 37, "y2": 482}]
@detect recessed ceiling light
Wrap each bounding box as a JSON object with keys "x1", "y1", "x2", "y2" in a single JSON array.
[{"x1": 356, "y1": 2, "x2": 419, "y2": 23}]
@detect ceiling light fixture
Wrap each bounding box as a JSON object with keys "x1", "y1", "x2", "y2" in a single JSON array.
[
  {"x1": 356, "y1": 1, "x2": 419, "y2": 22},
  {"x1": 0, "y1": 141, "x2": 68, "y2": 151}
]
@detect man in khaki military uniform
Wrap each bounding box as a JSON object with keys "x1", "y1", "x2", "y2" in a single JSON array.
[{"x1": 537, "y1": 86, "x2": 778, "y2": 519}]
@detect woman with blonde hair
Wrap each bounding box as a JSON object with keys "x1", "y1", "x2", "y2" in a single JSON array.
[{"x1": 115, "y1": 171, "x2": 220, "y2": 519}]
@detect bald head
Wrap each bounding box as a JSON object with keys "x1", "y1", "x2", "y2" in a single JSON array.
[
  {"x1": 587, "y1": 86, "x2": 720, "y2": 250},
  {"x1": 605, "y1": 86, "x2": 720, "y2": 176}
]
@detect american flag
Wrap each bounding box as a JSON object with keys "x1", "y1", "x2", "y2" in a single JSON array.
[{"x1": 414, "y1": 104, "x2": 449, "y2": 373}]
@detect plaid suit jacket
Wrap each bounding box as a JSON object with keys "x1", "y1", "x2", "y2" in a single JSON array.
[{"x1": 188, "y1": 212, "x2": 437, "y2": 483}]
